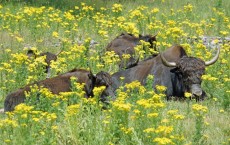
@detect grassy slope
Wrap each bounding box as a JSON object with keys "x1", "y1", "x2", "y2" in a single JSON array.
[{"x1": 0, "y1": 0, "x2": 229, "y2": 144}]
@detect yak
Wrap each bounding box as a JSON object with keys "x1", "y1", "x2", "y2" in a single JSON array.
[
  {"x1": 100, "y1": 45, "x2": 220, "y2": 101},
  {"x1": 27, "y1": 49, "x2": 62, "y2": 77},
  {"x1": 4, "y1": 69, "x2": 109, "y2": 112},
  {"x1": 106, "y1": 32, "x2": 158, "y2": 70}
]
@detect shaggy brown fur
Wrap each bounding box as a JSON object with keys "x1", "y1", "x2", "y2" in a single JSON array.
[
  {"x1": 4, "y1": 69, "x2": 96, "y2": 112},
  {"x1": 177, "y1": 57, "x2": 205, "y2": 85},
  {"x1": 101, "y1": 45, "x2": 219, "y2": 102},
  {"x1": 95, "y1": 71, "x2": 112, "y2": 87},
  {"x1": 27, "y1": 50, "x2": 62, "y2": 75},
  {"x1": 106, "y1": 32, "x2": 157, "y2": 70}
]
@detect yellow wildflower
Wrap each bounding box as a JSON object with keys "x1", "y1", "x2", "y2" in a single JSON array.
[
  {"x1": 136, "y1": 99, "x2": 151, "y2": 108},
  {"x1": 21, "y1": 114, "x2": 28, "y2": 119},
  {"x1": 66, "y1": 104, "x2": 81, "y2": 117},
  {"x1": 112, "y1": 101, "x2": 132, "y2": 111},
  {"x1": 220, "y1": 31, "x2": 229, "y2": 36},
  {"x1": 155, "y1": 125, "x2": 173, "y2": 134},
  {"x1": 147, "y1": 113, "x2": 159, "y2": 118},
  {"x1": 52, "y1": 125, "x2": 58, "y2": 130},
  {"x1": 173, "y1": 115, "x2": 185, "y2": 120},
  {"x1": 120, "y1": 127, "x2": 133, "y2": 134},
  {"x1": 156, "y1": 85, "x2": 167, "y2": 92},
  {"x1": 192, "y1": 104, "x2": 208, "y2": 116},
  {"x1": 167, "y1": 110, "x2": 178, "y2": 115},
  {"x1": 219, "y1": 109, "x2": 224, "y2": 113},
  {"x1": 184, "y1": 3, "x2": 193, "y2": 12},
  {"x1": 47, "y1": 113, "x2": 57, "y2": 121},
  {"x1": 143, "y1": 128, "x2": 155, "y2": 133},
  {"x1": 151, "y1": 8, "x2": 159, "y2": 13},
  {"x1": 93, "y1": 86, "x2": 106, "y2": 97},
  {"x1": 112, "y1": 3, "x2": 123, "y2": 13},
  {"x1": 32, "y1": 118, "x2": 40, "y2": 122},
  {"x1": 14, "y1": 104, "x2": 34, "y2": 113},
  {"x1": 184, "y1": 92, "x2": 192, "y2": 98},
  {"x1": 153, "y1": 137, "x2": 174, "y2": 145},
  {"x1": 4, "y1": 139, "x2": 11, "y2": 143},
  {"x1": 40, "y1": 131, "x2": 45, "y2": 136},
  {"x1": 52, "y1": 31, "x2": 59, "y2": 38},
  {"x1": 133, "y1": 109, "x2": 141, "y2": 114}
]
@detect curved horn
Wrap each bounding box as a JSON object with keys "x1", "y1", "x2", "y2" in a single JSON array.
[
  {"x1": 160, "y1": 53, "x2": 177, "y2": 67},
  {"x1": 124, "y1": 56, "x2": 139, "y2": 69},
  {"x1": 56, "y1": 49, "x2": 63, "y2": 56},
  {"x1": 205, "y1": 46, "x2": 220, "y2": 66}
]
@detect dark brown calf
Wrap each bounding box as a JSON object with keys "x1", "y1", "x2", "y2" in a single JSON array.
[
  {"x1": 27, "y1": 49, "x2": 62, "y2": 77},
  {"x1": 4, "y1": 69, "x2": 96, "y2": 112}
]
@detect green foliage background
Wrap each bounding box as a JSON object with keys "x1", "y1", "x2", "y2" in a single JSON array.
[{"x1": 0, "y1": 0, "x2": 229, "y2": 144}]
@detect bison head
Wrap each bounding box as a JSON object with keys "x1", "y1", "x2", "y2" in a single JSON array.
[
  {"x1": 139, "y1": 32, "x2": 158, "y2": 50},
  {"x1": 84, "y1": 71, "x2": 96, "y2": 98},
  {"x1": 27, "y1": 49, "x2": 60, "y2": 78},
  {"x1": 95, "y1": 71, "x2": 115, "y2": 103},
  {"x1": 160, "y1": 47, "x2": 220, "y2": 100}
]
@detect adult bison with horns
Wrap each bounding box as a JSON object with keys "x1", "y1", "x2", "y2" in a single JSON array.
[{"x1": 99, "y1": 45, "x2": 220, "y2": 102}]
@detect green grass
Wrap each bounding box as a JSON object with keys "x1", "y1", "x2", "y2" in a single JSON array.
[{"x1": 0, "y1": 0, "x2": 229, "y2": 144}]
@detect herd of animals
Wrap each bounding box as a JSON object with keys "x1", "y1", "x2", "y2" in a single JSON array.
[{"x1": 2, "y1": 32, "x2": 221, "y2": 112}]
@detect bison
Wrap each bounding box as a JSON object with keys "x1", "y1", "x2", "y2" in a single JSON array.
[
  {"x1": 106, "y1": 32, "x2": 158, "y2": 70},
  {"x1": 27, "y1": 49, "x2": 62, "y2": 77},
  {"x1": 100, "y1": 45, "x2": 220, "y2": 101},
  {"x1": 4, "y1": 69, "x2": 109, "y2": 112}
]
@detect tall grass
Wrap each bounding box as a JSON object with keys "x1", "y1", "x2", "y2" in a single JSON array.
[{"x1": 0, "y1": 0, "x2": 229, "y2": 144}]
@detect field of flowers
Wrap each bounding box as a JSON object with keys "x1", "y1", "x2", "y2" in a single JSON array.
[{"x1": 0, "y1": 0, "x2": 229, "y2": 144}]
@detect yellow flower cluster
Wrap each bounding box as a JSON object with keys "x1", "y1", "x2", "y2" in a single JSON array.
[
  {"x1": 156, "y1": 85, "x2": 167, "y2": 92},
  {"x1": 167, "y1": 109, "x2": 185, "y2": 120},
  {"x1": 192, "y1": 104, "x2": 208, "y2": 116},
  {"x1": 153, "y1": 137, "x2": 174, "y2": 145},
  {"x1": 119, "y1": 22, "x2": 139, "y2": 36},
  {"x1": 113, "y1": 102, "x2": 132, "y2": 112},
  {"x1": 125, "y1": 81, "x2": 142, "y2": 90},
  {"x1": 65, "y1": 104, "x2": 80, "y2": 117},
  {"x1": 39, "y1": 87, "x2": 55, "y2": 99},
  {"x1": 155, "y1": 125, "x2": 174, "y2": 135},
  {"x1": 93, "y1": 86, "x2": 106, "y2": 97},
  {"x1": 202, "y1": 74, "x2": 218, "y2": 81},
  {"x1": 0, "y1": 119, "x2": 18, "y2": 128},
  {"x1": 0, "y1": 2, "x2": 229, "y2": 144},
  {"x1": 112, "y1": 4, "x2": 123, "y2": 13},
  {"x1": 151, "y1": 8, "x2": 160, "y2": 14},
  {"x1": 184, "y1": 92, "x2": 192, "y2": 98},
  {"x1": 129, "y1": 9, "x2": 146, "y2": 21},
  {"x1": 102, "y1": 51, "x2": 120, "y2": 65},
  {"x1": 120, "y1": 126, "x2": 133, "y2": 134},
  {"x1": 184, "y1": 3, "x2": 193, "y2": 12},
  {"x1": 11, "y1": 53, "x2": 28, "y2": 64},
  {"x1": 122, "y1": 53, "x2": 131, "y2": 59},
  {"x1": 14, "y1": 103, "x2": 34, "y2": 113}
]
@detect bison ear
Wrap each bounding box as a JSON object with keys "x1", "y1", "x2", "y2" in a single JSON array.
[
  {"x1": 149, "y1": 35, "x2": 157, "y2": 42},
  {"x1": 120, "y1": 32, "x2": 125, "y2": 36},
  {"x1": 27, "y1": 49, "x2": 36, "y2": 58},
  {"x1": 88, "y1": 73, "x2": 96, "y2": 81}
]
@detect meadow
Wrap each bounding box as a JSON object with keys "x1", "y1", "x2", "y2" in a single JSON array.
[{"x1": 0, "y1": 0, "x2": 229, "y2": 144}]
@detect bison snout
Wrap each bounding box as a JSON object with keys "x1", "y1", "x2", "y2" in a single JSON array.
[{"x1": 190, "y1": 84, "x2": 203, "y2": 97}]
